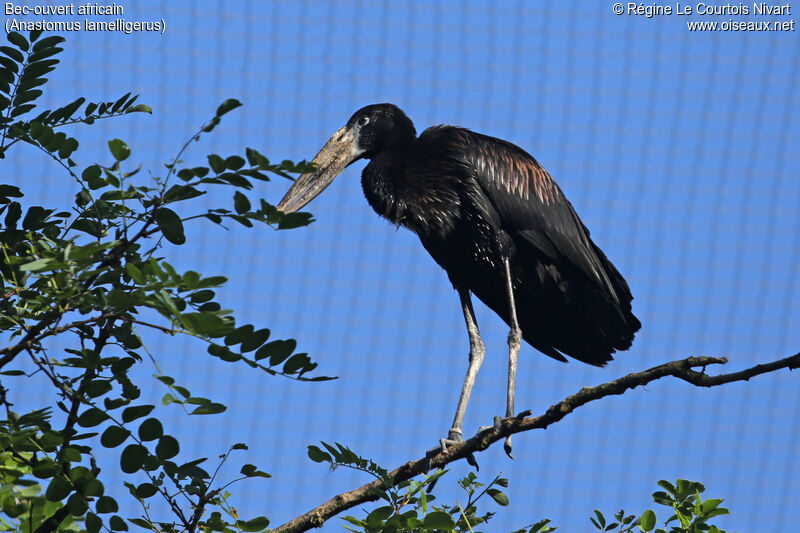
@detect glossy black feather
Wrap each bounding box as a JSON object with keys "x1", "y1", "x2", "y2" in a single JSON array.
[{"x1": 355, "y1": 105, "x2": 640, "y2": 365}]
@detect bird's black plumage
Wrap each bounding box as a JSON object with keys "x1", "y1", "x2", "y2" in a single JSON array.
[
  {"x1": 276, "y1": 103, "x2": 642, "y2": 451},
  {"x1": 353, "y1": 104, "x2": 641, "y2": 366}
]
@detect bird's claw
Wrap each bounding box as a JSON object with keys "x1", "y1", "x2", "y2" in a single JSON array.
[
  {"x1": 424, "y1": 428, "x2": 478, "y2": 471},
  {"x1": 504, "y1": 436, "x2": 514, "y2": 459},
  {"x1": 478, "y1": 415, "x2": 505, "y2": 434},
  {"x1": 478, "y1": 416, "x2": 516, "y2": 458},
  {"x1": 424, "y1": 430, "x2": 462, "y2": 469}
]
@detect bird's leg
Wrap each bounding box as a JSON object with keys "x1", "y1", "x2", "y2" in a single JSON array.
[
  {"x1": 503, "y1": 256, "x2": 521, "y2": 458},
  {"x1": 446, "y1": 288, "x2": 486, "y2": 444},
  {"x1": 425, "y1": 289, "x2": 483, "y2": 471}
]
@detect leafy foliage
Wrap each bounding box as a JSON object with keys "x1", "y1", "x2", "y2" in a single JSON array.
[
  {"x1": 0, "y1": 30, "x2": 324, "y2": 533},
  {"x1": 591, "y1": 479, "x2": 729, "y2": 533},
  {"x1": 307, "y1": 442, "x2": 515, "y2": 532}
]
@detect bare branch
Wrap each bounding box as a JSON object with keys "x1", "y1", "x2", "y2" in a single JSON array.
[{"x1": 273, "y1": 352, "x2": 800, "y2": 533}]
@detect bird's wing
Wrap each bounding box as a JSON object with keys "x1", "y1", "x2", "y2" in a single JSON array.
[{"x1": 455, "y1": 128, "x2": 622, "y2": 303}]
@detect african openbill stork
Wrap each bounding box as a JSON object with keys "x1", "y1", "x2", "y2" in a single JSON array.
[{"x1": 277, "y1": 104, "x2": 641, "y2": 456}]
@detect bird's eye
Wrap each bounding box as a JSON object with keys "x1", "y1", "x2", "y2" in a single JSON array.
[{"x1": 358, "y1": 116, "x2": 369, "y2": 126}]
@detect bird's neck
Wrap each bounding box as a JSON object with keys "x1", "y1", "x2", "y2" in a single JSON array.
[{"x1": 361, "y1": 143, "x2": 411, "y2": 225}]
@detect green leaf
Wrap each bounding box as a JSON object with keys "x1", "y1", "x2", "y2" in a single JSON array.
[
  {"x1": 86, "y1": 512, "x2": 102, "y2": 533},
  {"x1": 529, "y1": 519, "x2": 555, "y2": 533},
  {"x1": 189, "y1": 289, "x2": 214, "y2": 303},
  {"x1": 154, "y1": 207, "x2": 186, "y2": 245},
  {"x1": 422, "y1": 510, "x2": 455, "y2": 529},
  {"x1": 96, "y1": 496, "x2": 119, "y2": 514},
  {"x1": 226, "y1": 155, "x2": 246, "y2": 170},
  {"x1": 125, "y1": 104, "x2": 152, "y2": 114},
  {"x1": 138, "y1": 418, "x2": 164, "y2": 441},
  {"x1": 277, "y1": 212, "x2": 313, "y2": 229},
  {"x1": 197, "y1": 275, "x2": 227, "y2": 288},
  {"x1": 77, "y1": 407, "x2": 110, "y2": 428},
  {"x1": 240, "y1": 464, "x2": 271, "y2": 478},
  {"x1": 207, "y1": 154, "x2": 226, "y2": 174},
  {"x1": 82, "y1": 165, "x2": 105, "y2": 189},
  {"x1": 233, "y1": 191, "x2": 250, "y2": 214},
  {"x1": 0, "y1": 45, "x2": 24, "y2": 62},
  {"x1": 155, "y1": 435, "x2": 179, "y2": 460},
  {"x1": 0, "y1": 56, "x2": 18, "y2": 73},
  {"x1": 109, "y1": 515, "x2": 128, "y2": 531},
  {"x1": 241, "y1": 328, "x2": 270, "y2": 352},
  {"x1": 652, "y1": 491, "x2": 673, "y2": 506},
  {"x1": 4, "y1": 201, "x2": 21, "y2": 227},
  {"x1": 126, "y1": 263, "x2": 145, "y2": 284},
  {"x1": 190, "y1": 403, "x2": 226, "y2": 415},
  {"x1": 593, "y1": 510, "x2": 606, "y2": 529},
  {"x1": 82, "y1": 478, "x2": 104, "y2": 497},
  {"x1": 135, "y1": 483, "x2": 158, "y2": 499},
  {"x1": 122, "y1": 405, "x2": 155, "y2": 423},
  {"x1": 62, "y1": 447, "x2": 82, "y2": 462},
  {"x1": 225, "y1": 324, "x2": 253, "y2": 346},
  {"x1": 21, "y1": 205, "x2": 51, "y2": 230},
  {"x1": 307, "y1": 445, "x2": 332, "y2": 463},
  {"x1": 657, "y1": 480, "x2": 677, "y2": 496},
  {"x1": 32, "y1": 460, "x2": 61, "y2": 479},
  {"x1": 71, "y1": 218, "x2": 104, "y2": 238},
  {"x1": 85, "y1": 379, "x2": 113, "y2": 398},
  {"x1": 164, "y1": 184, "x2": 205, "y2": 204},
  {"x1": 112, "y1": 92, "x2": 131, "y2": 113},
  {"x1": 162, "y1": 393, "x2": 179, "y2": 406},
  {"x1": 208, "y1": 343, "x2": 241, "y2": 362},
  {"x1": 215, "y1": 98, "x2": 242, "y2": 117},
  {"x1": 45, "y1": 475, "x2": 71, "y2": 501},
  {"x1": 0, "y1": 184, "x2": 23, "y2": 198},
  {"x1": 639, "y1": 510, "x2": 656, "y2": 531},
  {"x1": 100, "y1": 425, "x2": 130, "y2": 448},
  {"x1": 32, "y1": 35, "x2": 65, "y2": 52},
  {"x1": 120, "y1": 444, "x2": 148, "y2": 474},
  {"x1": 108, "y1": 138, "x2": 130, "y2": 161},
  {"x1": 259, "y1": 339, "x2": 296, "y2": 365},
  {"x1": 487, "y1": 488, "x2": 509, "y2": 506},
  {"x1": 202, "y1": 116, "x2": 221, "y2": 132},
  {"x1": 366, "y1": 506, "x2": 393, "y2": 527},
  {"x1": 59, "y1": 136, "x2": 79, "y2": 158},
  {"x1": 7, "y1": 32, "x2": 29, "y2": 51},
  {"x1": 237, "y1": 516, "x2": 269, "y2": 532},
  {"x1": 67, "y1": 493, "x2": 89, "y2": 516},
  {"x1": 283, "y1": 353, "x2": 312, "y2": 374},
  {"x1": 19, "y1": 258, "x2": 54, "y2": 272}
]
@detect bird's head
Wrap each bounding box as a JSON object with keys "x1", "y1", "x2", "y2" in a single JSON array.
[{"x1": 276, "y1": 103, "x2": 415, "y2": 213}]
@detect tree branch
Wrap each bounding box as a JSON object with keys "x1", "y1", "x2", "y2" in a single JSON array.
[
  {"x1": 273, "y1": 352, "x2": 800, "y2": 533},
  {"x1": 34, "y1": 319, "x2": 114, "y2": 533},
  {"x1": 0, "y1": 312, "x2": 176, "y2": 370}
]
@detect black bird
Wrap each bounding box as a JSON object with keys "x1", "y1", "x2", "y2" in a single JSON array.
[{"x1": 277, "y1": 104, "x2": 640, "y2": 456}]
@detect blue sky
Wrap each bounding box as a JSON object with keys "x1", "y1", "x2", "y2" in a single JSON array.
[{"x1": 8, "y1": 1, "x2": 800, "y2": 531}]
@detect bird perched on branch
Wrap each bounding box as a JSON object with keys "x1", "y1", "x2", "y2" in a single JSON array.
[{"x1": 277, "y1": 104, "x2": 640, "y2": 457}]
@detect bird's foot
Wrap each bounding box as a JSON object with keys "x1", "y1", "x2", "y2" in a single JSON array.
[
  {"x1": 426, "y1": 428, "x2": 463, "y2": 459},
  {"x1": 478, "y1": 415, "x2": 506, "y2": 434},
  {"x1": 424, "y1": 428, "x2": 479, "y2": 471},
  {"x1": 504, "y1": 436, "x2": 513, "y2": 459},
  {"x1": 477, "y1": 413, "x2": 531, "y2": 459},
  {"x1": 477, "y1": 416, "x2": 514, "y2": 458}
]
